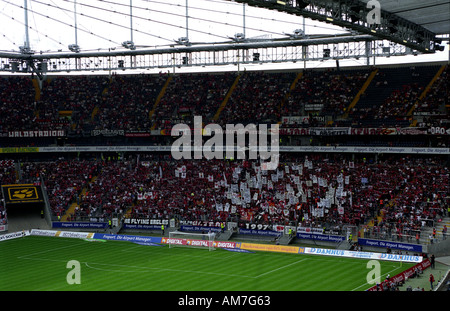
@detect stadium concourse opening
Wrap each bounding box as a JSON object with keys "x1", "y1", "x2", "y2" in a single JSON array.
[{"x1": 1, "y1": 184, "x2": 49, "y2": 232}]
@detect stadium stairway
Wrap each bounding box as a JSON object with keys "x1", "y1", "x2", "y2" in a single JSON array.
[
  {"x1": 150, "y1": 75, "x2": 173, "y2": 130},
  {"x1": 87, "y1": 77, "x2": 111, "y2": 122},
  {"x1": 215, "y1": 229, "x2": 234, "y2": 241},
  {"x1": 61, "y1": 176, "x2": 97, "y2": 221},
  {"x1": 91, "y1": 106, "x2": 100, "y2": 121},
  {"x1": 277, "y1": 233, "x2": 295, "y2": 245},
  {"x1": 407, "y1": 64, "x2": 447, "y2": 117},
  {"x1": 421, "y1": 216, "x2": 450, "y2": 244},
  {"x1": 212, "y1": 74, "x2": 241, "y2": 122},
  {"x1": 31, "y1": 78, "x2": 41, "y2": 101},
  {"x1": 346, "y1": 65, "x2": 439, "y2": 127},
  {"x1": 342, "y1": 68, "x2": 379, "y2": 119},
  {"x1": 279, "y1": 71, "x2": 304, "y2": 112}
]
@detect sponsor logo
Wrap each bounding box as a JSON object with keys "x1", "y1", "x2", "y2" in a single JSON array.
[
  {"x1": 1, "y1": 184, "x2": 44, "y2": 204},
  {"x1": 214, "y1": 241, "x2": 236, "y2": 248}
]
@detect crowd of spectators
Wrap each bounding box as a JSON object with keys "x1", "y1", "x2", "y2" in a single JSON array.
[
  {"x1": 348, "y1": 65, "x2": 442, "y2": 128},
  {"x1": 0, "y1": 64, "x2": 448, "y2": 238},
  {"x1": 0, "y1": 76, "x2": 37, "y2": 133},
  {"x1": 1, "y1": 153, "x2": 447, "y2": 240},
  {"x1": 373, "y1": 83, "x2": 424, "y2": 120},
  {"x1": 219, "y1": 71, "x2": 294, "y2": 125},
  {"x1": 19, "y1": 159, "x2": 100, "y2": 219},
  {"x1": 1, "y1": 65, "x2": 446, "y2": 138},
  {"x1": 38, "y1": 75, "x2": 108, "y2": 133},
  {"x1": 151, "y1": 72, "x2": 235, "y2": 130},
  {"x1": 416, "y1": 66, "x2": 449, "y2": 114},
  {"x1": 284, "y1": 69, "x2": 369, "y2": 120},
  {"x1": 96, "y1": 74, "x2": 167, "y2": 132}
]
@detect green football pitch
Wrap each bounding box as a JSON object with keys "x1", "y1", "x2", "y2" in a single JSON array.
[{"x1": 0, "y1": 235, "x2": 414, "y2": 291}]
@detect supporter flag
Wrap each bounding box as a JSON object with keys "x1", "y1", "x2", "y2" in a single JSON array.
[
  {"x1": 338, "y1": 205, "x2": 344, "y2": 215},
  {"x1": 223, "y1": 172, "x2": 228, "y2": 186}
]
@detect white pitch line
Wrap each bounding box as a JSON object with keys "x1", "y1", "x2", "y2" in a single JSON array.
[
  {"x1": 83, "y1": 261, "x2": 257, "y2": 278},
  {"x1": 17, "y1": 243, "x2": 81, "y2": 260},
  {"x1": 351, "y1": 264, "x2": 404, "y2": 291},
  {"x1": 18, "y1": 255, "x2": 256, "y2": 279},
  {"x1": 254, "y1": 259, "x2": 307, "y2": 279}
]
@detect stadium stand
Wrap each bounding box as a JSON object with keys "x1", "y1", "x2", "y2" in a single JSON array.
[
  {"x1": 2, "y1": 152, "x2": 448, "y2": 243},
  {"x1": 150, "y1": 72, "x2": 236, "y2": 130},
  {"x1": 0, "y1": 63, "x2": 447, "y2": 135},
  {"x1": 0, "y1": 62, "x2": 449, "y2": 251}
]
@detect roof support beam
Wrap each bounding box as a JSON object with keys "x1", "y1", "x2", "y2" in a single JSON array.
[
  {"x1": 0, "y1": 35, "x2": 414, "y2": 74},
  {"x1": 227, "y1": 0, "x2": 440, "y2": 53}
]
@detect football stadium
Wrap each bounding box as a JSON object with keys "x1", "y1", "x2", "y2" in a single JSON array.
[{"x1": 0, "y1": 0, "x2": 449, "y2": 300}]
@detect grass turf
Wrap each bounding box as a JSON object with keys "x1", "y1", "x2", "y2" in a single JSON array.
[{"x1": 0, "y1": 235, "x2": 414, "y2": 291}]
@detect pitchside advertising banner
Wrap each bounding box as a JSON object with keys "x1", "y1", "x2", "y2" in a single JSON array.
[
  {"x1": 1, "y1": 184, "x2": 44, "y2": 204},
  {"x1": 11, "y1": 230, "x2": 422, "y2": 264}
]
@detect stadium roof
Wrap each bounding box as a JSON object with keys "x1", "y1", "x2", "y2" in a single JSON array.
[
  {"x1": 0, "y1": 0, "x2": 447, "y2": 74},
  {"x1": 359, "y1": 0, "x2": 450, "y2": 35}
]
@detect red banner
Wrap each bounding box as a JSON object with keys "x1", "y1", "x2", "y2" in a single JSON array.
[
  {"x1": 160, "y1": 237, "x2": 236, "y2": 249},
  {"x1": 367, "y1": 259, "x2": 431, "y2": 291}
]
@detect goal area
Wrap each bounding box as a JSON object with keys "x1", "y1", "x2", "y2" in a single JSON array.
[{"x1": 168, "y1": 231, "x2": 216, "y2": 251}]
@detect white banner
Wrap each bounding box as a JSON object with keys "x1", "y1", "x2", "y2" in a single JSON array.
[
  {"x1": 0, "y1": 230, "x2": 28, "y2": 242},
  {"x1": 30, "y1": 229, "x2": 94, "y2": 239},
  {"x1": 304, "y1": 247, "x2": 423, "y2": 263}
]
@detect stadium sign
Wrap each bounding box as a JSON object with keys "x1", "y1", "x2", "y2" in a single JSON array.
[
  {"x1": 1, "y1": 184, "x2": 44, "y2": 204},
  {"x1": 358, "y1": 238, "x2": 423, "y2": 253},
  {"x1": 180, "y1": 225, "x2": 222, "y2": 233},
  {"x1": 93, "y1": 233, "x2": 161, "y2": 244},
  {"x1": 7, "y1": 130, "x2": 65, "y2": 137},
  {"x1": 0, "y1": 231, "x2": 27, "y2": 242},
  {"x1": 296, "y1": 232, "x2": 345, "y2": 243},
  {"x1": 52, "y1": 222, "x2": 108, "y2": 229},
  {"x1": 279, "y1": 127, "x2": 438, "y2": 136},
  {"x1": 428, "y1": 126, "x2": 450, "y2": 135},
  {"x1": 239, "y1": 228, "x2": 282, "y2": 237},
  {"x1": 91, "y1": 129, "x2": 125, "y2": 137},
  {"x1": 0, "y1": 147, "x2": 40, "y2": 153},
  {"x1": 123, "y1": 218, "x2": 169, "y2": 225},
  {"x1": 2, "y1": 145, "x2": 447, "y2": 155},
  {"x1": 180, "y1": 220, "x2": 225, "y2": 228}
]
